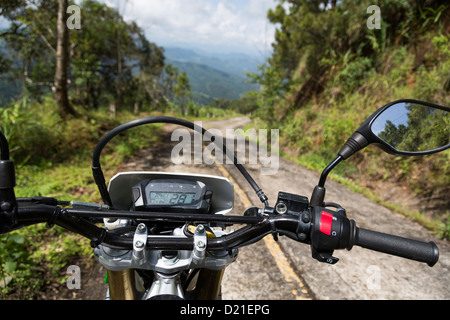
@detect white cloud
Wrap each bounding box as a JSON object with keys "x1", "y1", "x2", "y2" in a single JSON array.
[{"x1": 108, "y1": 0, "x2": 277, "y2": 56}]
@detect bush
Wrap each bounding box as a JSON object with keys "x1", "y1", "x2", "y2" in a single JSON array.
[{"x1": 337, "y1": 57, "x2": 374, "y2": 91}]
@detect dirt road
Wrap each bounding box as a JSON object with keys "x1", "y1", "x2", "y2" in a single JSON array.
[
  {"x1": 161, "y1": 118, "x2": 450, "y2": 299},
  {"x1": 72, "y1": 116, "x2": 449, "y2": 300},
  {"x1": 228, "y1": 117, "x2": 450, "y2": 300}
]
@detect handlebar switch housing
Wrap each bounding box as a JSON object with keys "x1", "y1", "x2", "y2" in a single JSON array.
[{"x1": 310, "y1": 206, "x2": 353, "y2": 264}]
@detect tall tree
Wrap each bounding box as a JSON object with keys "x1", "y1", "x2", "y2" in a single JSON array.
[
  {"x1": 54, "y1": 0, "x2": 76, "y2": 118},
  {"x1": 69, "y1": 0, "x2": 165, "y2": 111},
  {"x1": 1, "y1": 0, "x2": 57, "y2": 98},
  {"x1": 0, "y1": 0, "x2": 76, "y2": 118}
]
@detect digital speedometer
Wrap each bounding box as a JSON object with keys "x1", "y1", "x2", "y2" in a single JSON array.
[
  {"x1": 131, "y1": 179, "x2": 213, "y2": 213},
  {"x1": 149, "y1": 191, "x2": 196, "y2": 205}
]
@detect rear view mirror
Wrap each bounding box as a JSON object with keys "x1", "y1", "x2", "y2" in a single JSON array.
[
  {"x1": 311, "y1": 99, "x2": 449, "y2": 207},
  {"x1": 370, "y1": 101, "x2": 449, "y2": 155},
  {"x1": 339, "y1": 99, "x2": 450, "y2": 159}
]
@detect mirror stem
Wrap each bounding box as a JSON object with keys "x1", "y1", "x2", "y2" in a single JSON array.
[
  {"x1": 310, "y1": 155, "x2": 343, "y2": 207},
  {"x1": 318, "y1": 155, "x2": 343, "y2": 187}
]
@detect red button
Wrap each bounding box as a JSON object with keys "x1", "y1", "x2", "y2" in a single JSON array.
[{"x1": 320, "y1": 211, "x2": 333, "y2": 236}]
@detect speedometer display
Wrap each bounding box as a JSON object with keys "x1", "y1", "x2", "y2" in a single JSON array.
[
  {"x1": 132, "y1": 178, "x2": 213, "y2": 213},
  {"x1": 149, "y1": 192, "x2": 196, "y2": 205}
]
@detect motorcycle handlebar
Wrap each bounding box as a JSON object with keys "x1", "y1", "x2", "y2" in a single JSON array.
[
  {"x1": 354, "y1": 227, "x2": 439, "y2": 267},
  {"x1": 3, "y1": 203, "x2": 440, "y2": 267}
]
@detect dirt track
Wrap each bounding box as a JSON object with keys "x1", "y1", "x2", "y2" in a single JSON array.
[{"x1": 172, "y1": 116, "x2": 450, "y2": 299}]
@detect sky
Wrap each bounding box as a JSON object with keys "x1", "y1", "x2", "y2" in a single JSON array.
[
  {"x1": 104, "y1": 0, "x2": 279, "y2": 59},
  {"x1": 0, "y1": 0, "x2": 280, "y2": 59}
]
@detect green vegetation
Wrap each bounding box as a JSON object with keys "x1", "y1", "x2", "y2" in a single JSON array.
[{"x1": 242, "y1": 1, "x2": 450, "y2": 236}]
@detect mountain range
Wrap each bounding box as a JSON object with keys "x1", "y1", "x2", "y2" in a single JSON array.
[{"x1": 163, "y1": 47, "x2": 262, "y2": 104}]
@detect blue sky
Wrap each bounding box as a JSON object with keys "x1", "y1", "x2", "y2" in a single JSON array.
[{"x1": 105, "y1": 0, "x2": 278, "y2": 58}]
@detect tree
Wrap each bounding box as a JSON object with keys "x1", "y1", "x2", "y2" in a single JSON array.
[
  {"x1": 1, "y1": 1, "x2": 58, "y2": 98},
  {"x1": 1, "y1": 0, "x2": 76, "y2": 118},
  {"x1": 246, "y1": 63, "x2": 290, "y2": 126},
  {"x1": 1, "y1": 0, "x2": 166, "y2": 113},
  {"x1": 54, "y1": 0, "x2": 76, "y2": 118},
  {"x1": 159, "y1": 64, "x2": 180, "y2": 103},
  {"x1": 69, "y1": 0, "x2": 165, "y2": 112},
  {"x1": 174, "y1": 71, "x2": 192, "y2": 115},
  {"x1": 259, "y1": 0, "x2": 448, "y2": 119}
]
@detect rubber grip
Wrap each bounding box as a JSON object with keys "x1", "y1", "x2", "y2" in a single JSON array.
[{"x1": 355, "y1": 227, "x2": 439, "y2": 267}]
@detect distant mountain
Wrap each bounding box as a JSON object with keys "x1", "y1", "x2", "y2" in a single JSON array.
[
  {"x1": 164, "y1": 47, "x2": 263, "y2": 77},
  {"x1": 164, "y1": 47, "x2": 261, "y2": 104}
]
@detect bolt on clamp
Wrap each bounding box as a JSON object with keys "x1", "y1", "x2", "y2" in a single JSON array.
[
  {"x1": 132, "y1": 223, "x2": 148, "y2": 263},
  {"x1": 192, "y1": 224, "x2": 207, "y2": 265}
]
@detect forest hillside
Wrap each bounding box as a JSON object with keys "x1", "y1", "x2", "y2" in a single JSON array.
[{"x1": 243, "y1": 0, "x2": 449, "y2": 235}]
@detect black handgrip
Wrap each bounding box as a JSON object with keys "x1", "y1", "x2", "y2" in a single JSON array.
[{"x1": 355, "y1": 227, "x2": 439, "y2": 267}]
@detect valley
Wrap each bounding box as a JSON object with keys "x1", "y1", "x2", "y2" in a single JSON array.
[{"x1": 164, "y1": 47, "x2": 262, "y2": 104}]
